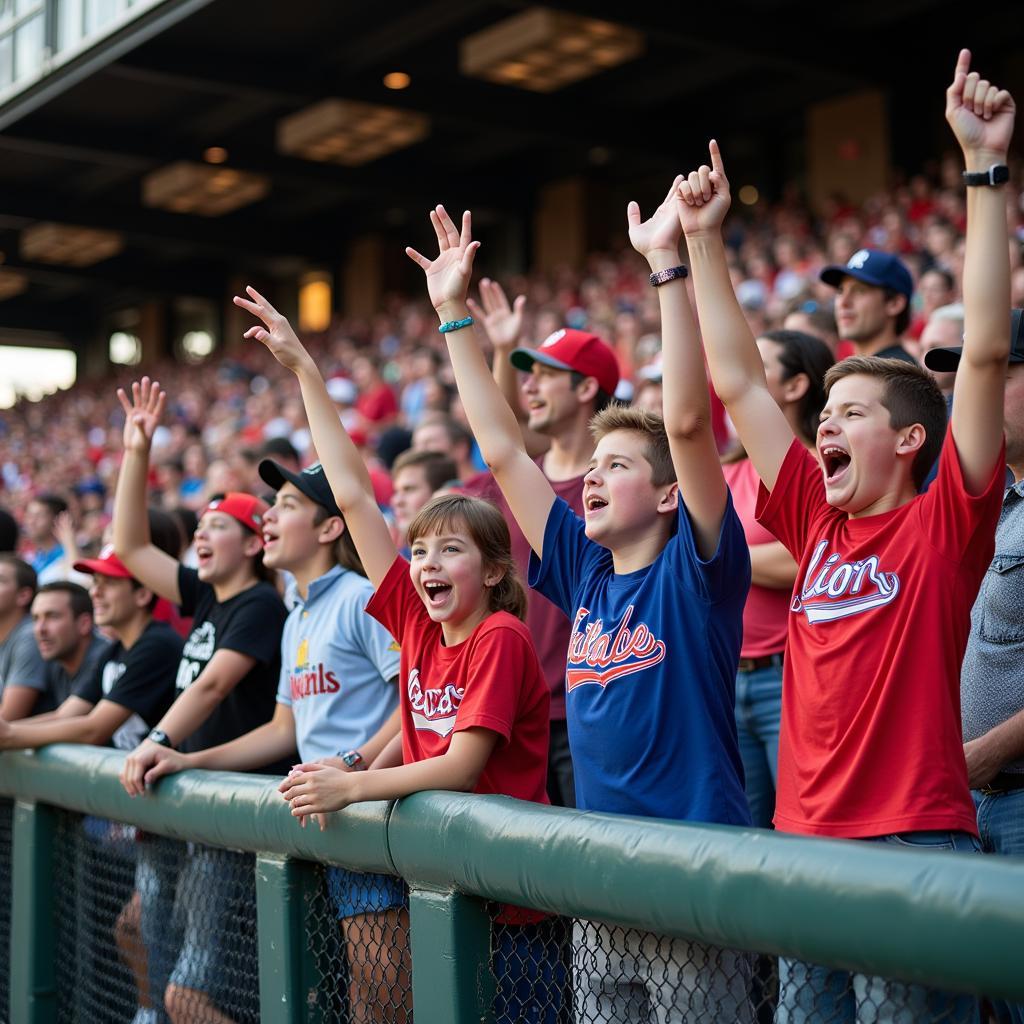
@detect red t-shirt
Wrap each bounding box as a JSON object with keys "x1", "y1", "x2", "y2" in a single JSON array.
[
  {"x1": 365, "y1": 556, "x2": 551, "y2": 804},
  {"x1": 756, "y1": 428, "x2": 1004, "y2": 838},
  {"x1": 722, "y1": 458, "x2": 790, "y2": 658},
  {"x1": 355, "y1": 384, "x2": 398, "y2": 424},
  {"x1": 463, "y1": 466, "x2": 585, "y2": 720}
]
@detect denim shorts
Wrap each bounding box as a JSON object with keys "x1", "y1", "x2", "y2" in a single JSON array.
[
  {"x1": 326, "y1": 866, "x2": 408, "y2": 920},
  {"x1": 492, "y1": 917, "x2": 571, "y2": 1024}
]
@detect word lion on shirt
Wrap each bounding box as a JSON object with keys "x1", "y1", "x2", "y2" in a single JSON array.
[{"x1": 791, "y1": 539, "x2": 901, "y2": 625}]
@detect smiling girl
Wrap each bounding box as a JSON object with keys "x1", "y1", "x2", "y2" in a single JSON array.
[{"x1": 234, "y1": 285, "x2": 562, "y2": 1022}]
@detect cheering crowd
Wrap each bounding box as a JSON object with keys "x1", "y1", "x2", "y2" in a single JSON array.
[{"x1": 0, "y1": 48, "x2": 1021, "y2": 1024}]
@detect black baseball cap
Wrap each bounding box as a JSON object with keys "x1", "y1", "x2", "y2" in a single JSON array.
[
  {"x1": 923, "y1": 309, "x2": 1024, "y2": 372},
  {"x1": 820, "y1": 248, "x2": 914, "y2": 298},
  {"x1": 258, "y1": 460, "x2": 342, "y2": 518}
]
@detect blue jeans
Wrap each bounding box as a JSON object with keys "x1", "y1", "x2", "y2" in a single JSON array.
[
  {"x1": 974, "y1": 788, "x2": 1024, "y2": 1024},
  {"x1": 735, "y1": 660, "x2": 783, "y2": 828},
  {"x1": 492, "y1": 918, "x2": 570, "y2": 1024},
  {"x1": 776, "y1": 831, "x2": 980, "y2": 1024},
  {"x1": 136, "y1": 835, "x2": 186, "y2": 1024}
]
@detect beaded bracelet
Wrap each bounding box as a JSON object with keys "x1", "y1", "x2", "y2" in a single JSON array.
[
  {"x1": 438, "y1": 316, "x2": 474, "y2": 334},
  {"x1": 649, "y1": 265, "x2": 689, "y2": 287}
]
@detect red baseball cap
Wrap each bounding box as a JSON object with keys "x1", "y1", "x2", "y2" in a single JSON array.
[
  {"x1": 511, "y1": 328, "x2": 620, "y2": 397},
  {"x1": 73, "y1": 545, "x2": 133, "y2": 579},
  {"x1": 200, "y1": 492, "x2": 269, "y2": 538}
]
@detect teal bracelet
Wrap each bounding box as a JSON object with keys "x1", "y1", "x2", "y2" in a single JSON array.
[{"x1": 438, "y1": 316, "x2": 474, "y2": 334}]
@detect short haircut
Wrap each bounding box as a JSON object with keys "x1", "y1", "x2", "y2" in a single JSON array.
[
  {"x1": 570, "y1": 370, "x2": 616, "y2": 415},
  {"x1": 406, "y1": 494, "x2": 527, "y2": 620},
  {"x1": 823, "y1": 356, "x2": 947, "y2": 490},
  {"x1": 417, "y1": 413, "x2": 473, "y2": 454},
  {"x1": 0, "y1": 555, "x2": 37, "y2": 600},
  {"x1": 885, "y1": 289, "x2": 912, "y2": 337},
  {"x1": 922, "y1": 267, "x2": 955, "y2": 292},
  {"x1": 30, "y1": 493, "x2": 68, "y2": 518},
  {"x1": 36, "y1": 581, "x2": 93, "y2": 620},
  {"x1": 261, "y1": 436, "x2": 300, "y2": 463},
  {"x1": 589, "y1": 405, "x2": 675, "y2": 487},
  {"x1": 928, "y1": 302, "x2": 965, "y2": 333},
  {"x1": 392, "y1": 449, "x2": 459, "y2": 491},
  {"x1": 0, "y1": 509, "x2": 17, "y2": 552}
]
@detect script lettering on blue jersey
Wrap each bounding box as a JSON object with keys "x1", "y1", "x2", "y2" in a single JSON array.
[{"x1": 566, "y1": 605, "x2": 666, "y2": 691}]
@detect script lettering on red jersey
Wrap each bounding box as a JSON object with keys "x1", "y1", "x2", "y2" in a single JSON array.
[
  {"x1": 566, "y1": 605, "x2": 666, "y2": 691},
  {"x1": 408, "y1": 667, "x2": 465, "y2": 737},
  {"x1": 792, "y1": 539, "x2": 901, "y2": 624}
]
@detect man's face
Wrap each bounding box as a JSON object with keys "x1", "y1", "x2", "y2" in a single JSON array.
[
  {"x1": 32, "y1": 591, "x2": 87, "y2": 662},
  {"x1": 391, "y1": 467, "x2": 434, "y2": 536},
  {"x1": 24, "y1": 501, "x2": 55, "y2": 546},
  {"x1": 88, "y1": 575, "x2": 140, "y2": 630},
  {"x1": 521, "y1": 364, "x2": 581, "y2": 435},
  {"x1": 412, "y1": 423, "x2": 453, "y2": 458},
  {"x1": 834, "y1": 278, "x2": 901, "y2": 343},
  {"x1": 1004, "y1": 363, "x2": 1024, "y2": 471},
  {"x1": 0, "y1": 563, "x2": 28, "y2": 618},
  {"x1": 918, "y1": 319, "x2": 961, "y2": 395}
]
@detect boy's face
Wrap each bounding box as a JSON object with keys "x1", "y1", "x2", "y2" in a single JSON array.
[
  {"x1": 817, "y1": 375, "x2": 911, "y2": 514},
  {"x1": 583, "y1": 429, "x2": 669, "y2": 546},
  {"x1": 88, "y1": 575, "x2": 141, "y2": 630},
  {"x1": 392, "y1": 467, "x2": 433, "y2": 536},
  {"x1": 262, "y1": 483, "x2": 325, "y2": 572}
]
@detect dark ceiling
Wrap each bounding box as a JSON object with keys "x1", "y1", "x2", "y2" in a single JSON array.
[{"x1": 0, "y1": 0, "x2": 1021, "y2": 351}]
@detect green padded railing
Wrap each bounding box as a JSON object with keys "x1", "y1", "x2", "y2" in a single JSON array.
[{"x1": 1, "y1": 744, "x2": 1023, "y2": 1023}]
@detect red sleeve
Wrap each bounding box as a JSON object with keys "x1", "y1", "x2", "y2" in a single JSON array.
[
  {"x1": 364, "y1": 556, "x2": 424, "y2": 644},
  {"x1": 918, "y1": 424, "x2": 1006, "y2": 567},
  {"x1": 359, "y1": 386, "x2": 398, "y2": 423},
  {"x1": 755, "y1": 440, "x2": 827, "y2": 559},
  {"x1": 453, "y1": 620, "x2": 528, "y2": 744}
]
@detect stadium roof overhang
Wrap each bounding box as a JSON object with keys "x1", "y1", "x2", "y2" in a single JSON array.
[{"x1": 0, "y1": 0, "x2": 1020, "y2": 353}]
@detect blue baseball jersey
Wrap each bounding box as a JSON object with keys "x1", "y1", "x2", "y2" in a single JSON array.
[
  {"x1": 277, "y1": 566, "x2": 401, "y2": 762},
  {"x1": 530, "y1": 497, "x2": 752, "y2": 824}
]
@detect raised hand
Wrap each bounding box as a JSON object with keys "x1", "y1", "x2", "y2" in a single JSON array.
[
  {"x1": 232, "y1": 286, "x2": 313, "y2": 373},
  {"x1": 676, "y1": 140, "x2": 732, "y2": 237},
  {"x1": 627, "y1": 174, "x2": 684, "y2": 261},
  {"x1": 946, "y1": 48, "x2": 1015, "y2": 161},
  {"x1": 466, "y1": 278, "x2": 526, "y2": 351},
  {"x1": 405, "y1": 205, "x2": 480, "y2": 316},
  {"x1": 116, "y1": 377, "x2": 166, "y2": 454}
]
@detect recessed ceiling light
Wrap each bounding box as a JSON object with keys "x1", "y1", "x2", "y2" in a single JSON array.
[
  {"x1": 203, "y1": 147, "x2": 229, "y2": 164},
  {"x1": 383, "y1": 72, "x2": 411, "y2": 90}
]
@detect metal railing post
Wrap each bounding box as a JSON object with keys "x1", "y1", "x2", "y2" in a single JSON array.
[
  {"x1": 256, "y1": 854, "x2": 325, "y2": 1024},
  {"x1": 10, "y1": 800, "x2": 57, "y2": 1024},
  {"x1": 408, "y1": 886, "x2": 495, "y2": 1024}
]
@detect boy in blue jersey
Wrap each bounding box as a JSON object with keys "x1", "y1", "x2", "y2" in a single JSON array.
[
  {"x1": 140, "y1": 460, "x2": 405, "y2": 1024},
  {"x1": 406, "y1": 200, "x2": 752, "y2": 1022}
]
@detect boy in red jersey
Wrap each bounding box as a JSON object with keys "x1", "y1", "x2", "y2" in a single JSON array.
[{"x1": 681, "y1": 50, "x2": 1014, "y2": 1022}]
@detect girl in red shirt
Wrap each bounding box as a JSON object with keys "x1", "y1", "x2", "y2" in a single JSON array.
[{"x1": 234, "y1": 285, "x2": 563, "y2": 1024}]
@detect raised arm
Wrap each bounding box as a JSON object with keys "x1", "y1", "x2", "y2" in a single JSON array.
[
  {"x1": 233, "y1": 288, "x2": 399, "y2": 588},
  {"x1": 113, "y1": 378, "x2": 182, "y2": 604},
  {"x1": 407, "y1": 207, "x2": 556, "y2": 556},
  {"x1": 945, "y1": 48, "x2": 1016, "y2": 493},
  {"x1": 628, "y1": 176, "x2": 727, "y2": 558},
  {"x1": 680, "y1": 142, "x2": 794, "y2": 491}
]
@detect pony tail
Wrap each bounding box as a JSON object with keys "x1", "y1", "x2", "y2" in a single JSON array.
[{"x1": 488, "y1": 566, "x2": 528, "y2": 621}]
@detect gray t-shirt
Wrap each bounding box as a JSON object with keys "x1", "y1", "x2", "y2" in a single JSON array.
[
  {"x1": 961, "y1": 480, "x2": 1024, "y2": 772},
  {"x1": 0, "y1": 615, "x2": 47, "y2": 696},
  {"x1": 37, "y1": 633, "x2": 112, "y2": 715}
]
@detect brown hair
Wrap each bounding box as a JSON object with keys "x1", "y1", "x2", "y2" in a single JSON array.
[
  {"x1": 311, "y1": 505, "x2": 366, "y2": 578},
  {"x1": 0, "y1": 555, "x2": 37, "y2": 603},
  {"x1": 406, "y1": 494, "x2": 527, "y2": 621},
  {"x1": 823, "y1": 356, "x2": 946, "y2": 490},
  {"x1": 588, "y1": 405, "x2": 676, "y2": 486},
  {"x1": 392, "y1": 449, "x2": 459, "y2": 491}
]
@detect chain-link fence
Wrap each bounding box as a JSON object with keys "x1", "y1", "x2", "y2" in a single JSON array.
[{"x1": 0, "y1": 797, "x2": 12, "y2": 1024}]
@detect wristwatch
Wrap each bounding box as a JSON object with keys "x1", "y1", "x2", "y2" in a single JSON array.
[
  {"x1": 147, "y1": 729, "x2": 174, "y2": 749},
  {"x1": 340, "y1": 750, "x2": 367, "y2": 771},
  {"x1": 962, "y1": 164, "x2": 1009, "y2": 187}
]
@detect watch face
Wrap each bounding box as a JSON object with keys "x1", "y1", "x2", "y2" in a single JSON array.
[{"x1": 993, "y1": 165, "x2": 1010, "y2": 184}]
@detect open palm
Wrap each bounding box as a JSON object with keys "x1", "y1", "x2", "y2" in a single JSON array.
[
  {"x1": 628, "y1": 175, "x2": 684, "y2": 258},
  {"x1": 406, "y1": 206, "x2": 480, "y2": 312},
  {"x1": 233, "y1": 286, "x2": 310, "y2": 373},
  {"x1": 116, "y1": 377, "x2": 165, "y2": 453}
]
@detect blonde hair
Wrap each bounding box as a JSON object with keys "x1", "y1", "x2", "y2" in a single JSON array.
[
  {"x1": 406, "y1": 494, "x2": 527, "y2": 620},
  {"x1": 588, "y1": 405, "x2": 675, "y2": 486}
]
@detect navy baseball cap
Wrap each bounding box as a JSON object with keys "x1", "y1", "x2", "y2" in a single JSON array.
[
  {"x1": 258, "y1": 460, "x2": 342, "y2": 519},
  {"x1": 820, "y1": 249, "x2": 914, "y2": 298},
  {"x1": 923, "y1": 309, "x2": 1024, "y2": 372}
]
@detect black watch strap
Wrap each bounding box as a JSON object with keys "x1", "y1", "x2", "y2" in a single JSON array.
[
  {"x1": 962, "y1": 164, "x2": 1009, "y2": 187},
  {"x1": 147, "y1": 729, "x2": 174, "y2": 749}
]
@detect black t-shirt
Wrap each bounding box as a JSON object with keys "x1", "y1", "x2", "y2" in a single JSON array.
[
  {"x1": 74, "y1": 620, "x2": 182, "y2": 751},
  {"x1": 175, "y1": 566, "x2": 288, "y2": 770}
]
